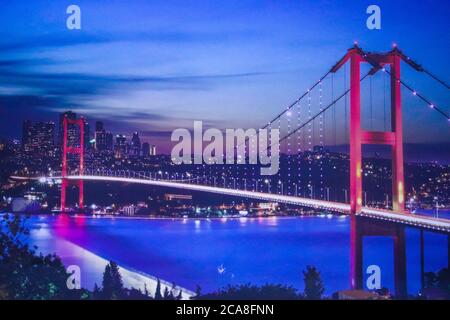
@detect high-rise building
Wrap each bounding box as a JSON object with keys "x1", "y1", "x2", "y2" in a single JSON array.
[
  {"x1": 105, "y1": 132, "x2": 113, "y2": 151},
  {"x1": 58, "y1": 111, "x2": 89, "y2": 151},
  {"x1": 150, "y1": 144, "x2": 156, "y2": 156},
  {"x1": 142, "y1": 142, "x2": 150, "y2": 157},
  {"x1": 94, "y1": 121, "x2": 110, "y2": 152},
  {"x1": 22, "y1": 121, "x2": 55, "y2": 156},
  {"x1": 84, "y1": 121, "x2": 90, "y2": 150},
  {"x1": 130, "y1": 132, "x2": 141, "y2": 157},
  {"x1": 114, "y1": 134, "x2": 127, "y2": 158},
  {"x1": 95, "y1": 130, "x2": 107, "y2": 151},
  {"x1": 22, "y1": 120, "x2": 32, "y2": 147},
  {"x1": 58, "y1": 111, "x2": 77, "y2": 148}
]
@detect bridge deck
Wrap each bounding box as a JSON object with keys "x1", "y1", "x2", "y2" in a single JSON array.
[{"x1": 64, "y1": 175, "x2": 450, "y2": 233}]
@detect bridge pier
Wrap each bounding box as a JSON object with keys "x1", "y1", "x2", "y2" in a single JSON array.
[
  {"x1": 350, "y1": 216, "x2": 407, "y2": 298},
  {"x1": 393, "y1": 226, "x2": 407, "y2": 297},
  {"x1": 350, "y1": 216, "x2": 363, "y2": 290}
]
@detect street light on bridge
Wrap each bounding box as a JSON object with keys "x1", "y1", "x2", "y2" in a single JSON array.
[
  {"x1": 265, "y1": 179, "x2": 271, "y2": 193},
  {"x1": 278, "y1": 180, "x2": 283, "y2": 195}
]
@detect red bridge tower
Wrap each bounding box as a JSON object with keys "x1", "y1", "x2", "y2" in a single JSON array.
[
  {"x1": 332, "y1": 45, "x2": 409, "y2": 215},
  {"x1": 61, "y1": 116, "x2": 85, "y2": 212}
]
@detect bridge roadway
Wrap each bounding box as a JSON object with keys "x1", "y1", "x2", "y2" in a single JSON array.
[{"x1": 59, "y1": 175, "x2": 450, "y2": 233}]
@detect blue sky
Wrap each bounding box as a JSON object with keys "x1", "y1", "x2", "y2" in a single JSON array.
[{"x1": 0, "y1": 0, "x2": 448, "y2": 150}]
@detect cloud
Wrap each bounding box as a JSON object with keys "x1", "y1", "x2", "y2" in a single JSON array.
[
  {"x1": 0, "y1": 58, "x2": 56, "y2": 68},
  {"x1": 0, "y1": 67, "x2": 268, "y2": 99},
  {"x1": 0, "y1": 94, "x2": 68, "y2": 111},
  {"x1": 140, "y1": 130, "x2": 173, "y2": 138},
  {"x1": 0, "y1": 29, "x2": 270, "y2": 140},
  {"x1": 0, "y1": 94, "x2": 66, "y2": 137},
  {"x1": 0, "y1": 30, "x2": 260, "y2": 53},
  {"x1": 0, "y1": 64, "x2": 269, "y2": 126},
  {"x1": 0, "y1": 33, "x2": 112, "y2": 52}
]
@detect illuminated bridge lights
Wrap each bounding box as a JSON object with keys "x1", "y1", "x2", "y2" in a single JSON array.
[{"x1": 38, "y1": 174, "x2": 450, "y2": 233}]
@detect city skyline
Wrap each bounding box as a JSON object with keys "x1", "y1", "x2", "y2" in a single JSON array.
[
  {"x1": 20, "y1": 111, "x2": 158, "y2": 158},
  {"x1": 0, "y1": 0, "x2": 449, "y2": 154},
  {"x1": 15, "y1": 110, "x2": 450, "y2": 163}
]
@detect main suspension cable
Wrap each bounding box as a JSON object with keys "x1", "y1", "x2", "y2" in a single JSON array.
[{"x1": 262, "y1": 72, "x2": 371, "y2": 153}]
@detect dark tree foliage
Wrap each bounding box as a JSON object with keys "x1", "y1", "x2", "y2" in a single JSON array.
[
  {"x1": 154, "y1": 278, "x2": 162, "y2": 300},
  {"x1": 0, "y1": 214, "x2": 89, "y2": 299},
  {"x1": 97, "y1": 260, "x2": 152, "y2": 299},
  {"x1": 155, "y1": 281, "x2": 180, "y2": 300},
  {"x1": 127, "y1": 288, "x2": 150, "y2": 300},
  {"x1": 424, "y1": 268, "x2": 450, "y2": 295},
  {"x1": 0, "y1": 214, "x2": 152, "y2": 300},
  {"x1": 163, "y1": 287, "x2": 171, "y2": 299},
  {"x1": 194, "y1": 283, "x2": 301, "y2": 300},
  {"x1": 93, "y1": 283, "x2": 101, "y2": 299},
  {"x1": 437, "y1": 268, "x2": 450, "y2": 292},
  {"x1": 195, "y1": 285, "x2": 202, "y2": 297},
  {"x1": 303, "y1": 265, "x2": 325, "y2": 300},
  {"x1": 101, "y1": 261, "x2": 125, "y2": 299},
  {"x1": 424, "y1": 273, "x2": 435, "y2": 288}
]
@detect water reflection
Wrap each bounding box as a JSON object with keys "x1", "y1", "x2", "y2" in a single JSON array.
[
  {"x1": 350, "y1": 216, "x2": 448, "y2": 298},
  {"x1": 26, "y1": 214, "x2": 448, "y2": 296},
  {"x1": 239, "y1": 217, "x2": 248, "y2": 227}
]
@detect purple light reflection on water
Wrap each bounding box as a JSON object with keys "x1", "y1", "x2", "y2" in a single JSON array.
[{"x1": 26, "y1": 215, "x2": 448, "y2": 296}]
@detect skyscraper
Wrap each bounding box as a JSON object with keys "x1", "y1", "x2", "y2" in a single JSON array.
[
  {"x1": 92, "y1": 121, "x2": 115, "y2": 153},
  {"x1": 150, "y1": 144, "x2": 156, "y2": 156},
  {"x1": 22, "y1": 121, "x2": 55, "y2": 156},
  {"x1": 105, "y1": 132, "x2": 113, "y2": 151},
  {"x1": 94, "y1": 122, "x2": 104, "y2": 151},
  {"x1": 58, "y1": 111, "x2": 89, "y2": 151},
  {"x1": 58, "y1": 111, "x2": 77, "y2": 148},
  {"x1": 114, "y1": 134, "x2": 127, "y2": 159},
  {"x1": 22, "y1": 120, "x2": 32, "y2": 147},
  {"x1": 142, "y1": 142, "x2": 150, "y2": 157},
  {"x1": 95, "y1": 130, "x2": 107, "y2": 151},
  {"x1": 130, "y1": 132, "x2": 141, "y2": 157},
  {"x1": 84, "y1": 121, "x2": 90, "y2": 151}
]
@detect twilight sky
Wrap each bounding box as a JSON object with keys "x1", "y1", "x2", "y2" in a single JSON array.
[{"x1": 0, "y1": 0, "x2": 448, "y2": 152}]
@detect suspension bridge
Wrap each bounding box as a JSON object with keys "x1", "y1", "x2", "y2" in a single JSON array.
[{"x1": 22, "y1": 45, "x2": 450, "y2": 233}]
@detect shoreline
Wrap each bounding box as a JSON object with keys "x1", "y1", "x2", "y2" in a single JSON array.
[
  {"x1": 4, "y1": 207, "x2": 449, "y2": 221},
  {"x1": 28, "y1": 229, "x2": 196, "y2": 299},
  {"x1": 3, "y1": 211, "x2": 346, "y2": 221}
]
